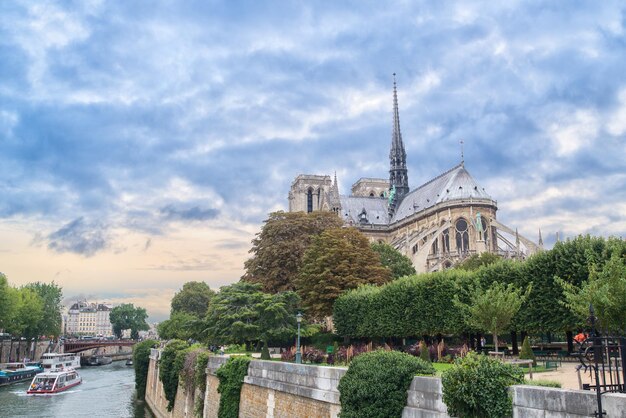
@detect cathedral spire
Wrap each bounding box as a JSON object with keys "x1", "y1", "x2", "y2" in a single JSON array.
[
  {"x1": 538, "y1": 228, "x2": 544, "y2": 248},
  {"x1": 388, "y1": 73, "x2": 409, "y2": 216}
]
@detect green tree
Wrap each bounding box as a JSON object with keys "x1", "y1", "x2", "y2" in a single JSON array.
[
  {"x1": 171, "y1": 281, "x2": 215, "y2": 317},
  {"x1": 7, "y1": 287, "x2": 44, "y2": 339},
  {"x1": 23, "y1": 282, "x2": 63, "y2": 337},
  {"x1": 454, "y1": 282, "x2": 530, "y2": 352},
  {"x1": 242, "y1": 211, "x2": 343, "y2": 293},
  {"x1": 370, "y1": 242, "x2": 416, "y2": 279},
  {"x1": 296, "y1": 228, "x2": 391, "y2": 319},
  {"x1": 158, "y1": 311, "x2": 198, "y2": 341},
  {"x1": 109, "y1": 303, "x2": 149, "y2": 339},
  {"x1": 559, "y1": 252, "x2": 626, "y2": 333},
  {"x1": 456, "y1": 252, "x2": 501, "y2": 271},
  {"x1": 202, "y1": 282, "x2": 299, "y2": 349},
  {"x1": 0, "y1": 273, "x2": 17, "y2": 332}
]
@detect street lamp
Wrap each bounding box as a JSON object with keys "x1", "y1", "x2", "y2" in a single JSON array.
[{"x1": 295, "y1": 312, "x2": 303, "y2": 364}]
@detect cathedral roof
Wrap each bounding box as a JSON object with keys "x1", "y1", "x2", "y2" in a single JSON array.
[
  {"x1": 339, "y1": 195, "x2": 389, "y2": 225},
  {"x1": 390, "y1": 163, "x2": 492, "y2": 223}
]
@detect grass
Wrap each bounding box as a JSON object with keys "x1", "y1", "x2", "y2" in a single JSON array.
[{"x1": 432, "y1": 362, "x2": 454, "y2": 375}]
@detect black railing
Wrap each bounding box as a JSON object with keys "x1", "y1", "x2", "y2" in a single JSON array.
[{"x1": 577, "y1": 305, "x2": 626, "y2": 417}]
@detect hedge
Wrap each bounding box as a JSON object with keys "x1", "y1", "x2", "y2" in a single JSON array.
[
  {"x1": 334, "y1": 270, "x2": 472, "y2": 338},
  {"x1": 338, "y1": 350, "x2": 435, "y2": 418}
]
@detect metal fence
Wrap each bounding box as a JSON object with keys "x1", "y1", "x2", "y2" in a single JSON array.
[{"x1": 576, "y1": 306, "x2": 626, "y2": 417}]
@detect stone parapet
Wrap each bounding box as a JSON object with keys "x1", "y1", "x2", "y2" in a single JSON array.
[
  {"x1": 403, "y1": 376, "x2": 450, "y2": 418},
  {"x1": 244, "y1": 360, "x2": 346, "y2": 404},
  {"x1": 206, "y1": 355, "x2": 229, "y2": 376}
]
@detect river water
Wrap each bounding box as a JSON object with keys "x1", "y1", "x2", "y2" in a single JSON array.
[{"x1": 0, "y1": 361, "x2": 154, "y2": 418}]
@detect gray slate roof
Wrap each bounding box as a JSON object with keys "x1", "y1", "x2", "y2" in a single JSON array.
[
  {"x1": 339, "y1": 195, "x2": 389, "y2": 225},
  {"x1": 391, "y1": 163, "x2": 492, "y2": 223}
]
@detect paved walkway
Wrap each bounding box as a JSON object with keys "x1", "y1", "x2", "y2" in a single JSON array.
[{"x1": 526, "y1": 362, "x2": 589, "y2": 390}]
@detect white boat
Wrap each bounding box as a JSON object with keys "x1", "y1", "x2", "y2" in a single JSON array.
[
  {"x1": 40, "y1": 353, "x2": 81, "y2": 371},
  {"x1": 27, "y1": 368, "x2": 82, "y2": 394}
]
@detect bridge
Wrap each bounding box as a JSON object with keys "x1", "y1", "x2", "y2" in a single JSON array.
[{"x1": 62, "y1": 339, "x2": 136, "y2": 353}]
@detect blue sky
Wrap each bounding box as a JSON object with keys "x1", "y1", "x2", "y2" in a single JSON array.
[{"x1": 1, "y1": 1, "x2": 625, "y2": 321}]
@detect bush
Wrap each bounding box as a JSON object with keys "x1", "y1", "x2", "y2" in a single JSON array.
[
  {"x1": 303, "y1": 347, "x2": 325, "y2": 364},
  {"x1": 132, "y1": 339, "x2": 158, "y2": 400},
  {"x1": 338, "y1": 350, "x2": 435, "y2": 418},
  {"x1": 524, "y1": 379, "x2": 561, "y2": 388},
  {"x1": 441, "y1": 352, "x2": 524, "y2": 418},
  {"x1": 281, "y1": 346, "x2": 296, "y2": 362},
  {"x1": 159, "y1": 340, "x2": 189, "y2": 411},
  {"x1": 519, "y1": 336, "x2": 536, "y2": 366},
  {"x1": 216, "y1": 356, "x2": 251, "y2": 418}
]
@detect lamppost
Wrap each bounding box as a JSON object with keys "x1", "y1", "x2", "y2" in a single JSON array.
[{"x1": 295, "y1": 312, "x2": 302, "y2": 364}]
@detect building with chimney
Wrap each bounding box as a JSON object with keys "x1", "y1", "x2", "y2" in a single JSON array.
[
  {"x1": 63, "y1": 301, "x2": 114, "y2": 337},
  {"x1": 288, "y1": 75, "x2": 540, "y2": 273}
]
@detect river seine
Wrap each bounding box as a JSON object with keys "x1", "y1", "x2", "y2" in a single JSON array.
[{"x1": 0, "y1": 361, "x2": 154, "y2": 418}]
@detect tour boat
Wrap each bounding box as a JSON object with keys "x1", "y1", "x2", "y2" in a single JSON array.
[
  {"x1": 27, "y1": 368, "x2": 82, "y2": 394},
  {"x1": 40, "y1": 353, "x2": 81, "y2": 371},
  {"x1": 0, "y1": 362, "x2": 44, "y2": 386}
]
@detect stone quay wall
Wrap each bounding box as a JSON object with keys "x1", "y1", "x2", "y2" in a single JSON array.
[{"x1": 145, "y1": 354, "x2": 626, "y2": 418}]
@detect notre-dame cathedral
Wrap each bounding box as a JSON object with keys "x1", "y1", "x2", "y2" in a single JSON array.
[{"x1": 288, "y1": 76, "x2": 541, "y2": 273}]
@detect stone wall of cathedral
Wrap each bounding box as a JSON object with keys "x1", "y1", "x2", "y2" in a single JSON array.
[
  {"x1": 288, "y1": 175, "x2": 333, "y2": 213},
  {"x1": 358, "y1": 202, "x2": 498, "y2": 273},
  {"x1": 351, "y1": 178, "x2": 389, "y2": 197}
]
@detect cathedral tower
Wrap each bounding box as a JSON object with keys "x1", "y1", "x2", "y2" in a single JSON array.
[{"x1": 388, "y1": 74, "x2": 409, "y2": 215}]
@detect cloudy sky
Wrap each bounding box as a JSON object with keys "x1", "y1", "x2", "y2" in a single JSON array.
[{"x1": 1, "y1": 1, "x2": 625, "y2": 321}]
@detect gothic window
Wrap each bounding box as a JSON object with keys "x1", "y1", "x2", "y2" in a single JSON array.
[
  {"x1": 307, "y1": 188, "x2": 313, "y2": 213},
  {"x1": 477, "y1": 218, "x2": 488, "y2": 241},
  {"x1": 380, "y1": 192, "x2": 385, "y2": 198},
  {"x1": 431, "y1": 236, "x2": 439, "y2": 255},
  {"x1": 369, "y1": 191, "x2": 375, "y2": 197},
  {"x1": 317, "y1": 188, "x2": 321, "y2": 208},
  {"x1": 442, "y1": 228, "x2": 450, "y2": 253},
  {"x1": 455, "y1": 218, "x2": 470, "y2": 253},
  {"x1": 412, "y1": 243, "x2": 418, "y2": 254}
]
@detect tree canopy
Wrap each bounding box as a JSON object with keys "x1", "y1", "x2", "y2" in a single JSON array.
[
  {"x1": 370, "y1": 242, "x2": 416, "y2": 279},
  {"x1": 202, "y1": 282, "x2": 299, "y2": 347},
  {"x1": 559, "y1": 251, "x2": 626, "y2": 333},
  {"x1": 24, "y1": 282, "x2": 63, "y2": 337},
  {"x1": 170, "y1": 281, "x2": 215, "y2": 317},
  {"x1": 157, "y1": 311, "x2": 198, "y2": 341},
  {"x1": 296, "y1": 227, "x2": 391, "y2": 319},
  {"x1": 110, "y1": 303, "x2": 149, "y2": 339},
  {"x1": 241, "y1": 211, "x2": 343, "y2": 293},
  {"x1": 454, "y1": 281, "x2": 530, "y2": 352}
]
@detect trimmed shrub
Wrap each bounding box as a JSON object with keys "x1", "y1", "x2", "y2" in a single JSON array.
[
  {"x1": 303, "y1": 347, "x2": 325, "y2": 364},
  {"x1": 132, "y1": 339, "x2": 158, "y2": 400},
  {"x1": 159, "y1": 339, "x2": 189, "y2": 411},
  {"x1": 338, "y1": 350, "x2": 435, "y2": 418},
  {"x1": 216, "y1": 356, "x2": 251, "y2": 418},
  {"x1": 442, "y1": 352, "x2": 524, "y2": 418},
  {"x1": 260, "y1": 342, "x2": 270, "y2": 360},
  {"x1": 519, "y1": 336, "x2": 536, "y2": 366}
]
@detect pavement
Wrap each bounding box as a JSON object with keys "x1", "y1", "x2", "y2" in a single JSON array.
[{"x1": 526, "y1": 361, "x2": 588, "y2": 390}]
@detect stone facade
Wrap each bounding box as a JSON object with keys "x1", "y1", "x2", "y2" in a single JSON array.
[{"x1": 351, "y1": 178, "x2": 389, "y2": 197}]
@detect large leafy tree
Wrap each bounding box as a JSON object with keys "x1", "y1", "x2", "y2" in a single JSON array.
[
  {"x1": 0, "y1": 273, "x2": 17, "y2": 332},
  {"x1": 157, "y1": 311, "x2": 197, "y2": 341},
  {"x1": 454, "y1": 282, "x2": 530, "y2": 352},
  {"x1": 8, "y1": 287, "x2": 45, "y2": 339},
  {"x1": 110, "y1": 303, "x2": 149, "y2": 339},
  {"x1": 456, "y1": 252, "x2": 501, "y2": 271},
  {"x1": 23, "y1": 282, "x2": 63, "y2": 337},
  {"x1": 296, "y1": 227, "x2": 392, "y2": 319},
  {"x1": 370, "y1": 242, "x2": 416, "y2": 279},
  {"x1": 559, "y1": 252, "x2": 626, "y2": 333},
  {"x1": 170, "y1": 281, "x2": 215, "y2": 317},
  {"x1": 202, "y1": 282, "x2": 299, "y2": 348},
  {"x1": 241, "y1": 211, "x2": 343, "y2": 293}
]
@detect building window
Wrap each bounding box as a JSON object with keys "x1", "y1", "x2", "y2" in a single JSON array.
[
  {"x1": 455, "y1": 218, "x2": 470, "y2": 253},
  {"x1": 412, "y1": 243, "x2": 419, "y2": 254},
  {"x1": 307, "y1": 188, "x2": 313, "y2": 213},
  {"x1": 442, "y1": 228, "x2": 450, "y2": 253},
  {"x1": 431, "y1": 236, "x2": 439, "y2": 255}
]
